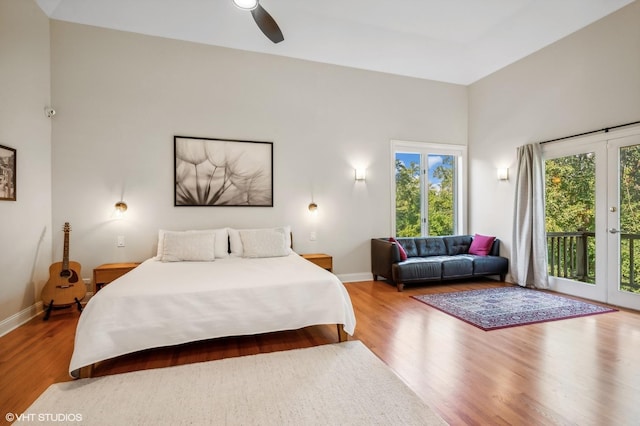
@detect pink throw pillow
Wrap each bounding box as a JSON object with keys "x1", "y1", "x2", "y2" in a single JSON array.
[
  {"x1": 469, "y1": 234, "x2": 496, "y2": 256},
  {"x1": 389, "y1": 237, "x2": 408, "y2": 261}
]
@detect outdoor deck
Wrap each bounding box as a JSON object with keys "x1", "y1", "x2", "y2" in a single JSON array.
[{"x1": 547, "y1": 231, "x2": 640, "y2": 293}]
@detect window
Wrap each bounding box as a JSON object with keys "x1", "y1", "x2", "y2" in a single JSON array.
[{"x1": 391, "y1": 140, "x2": 466, "y2": 237}]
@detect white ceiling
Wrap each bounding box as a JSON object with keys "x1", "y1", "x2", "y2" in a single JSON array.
[{"x1": 35, "y1": 0, "x2": 635, "y2": 85}]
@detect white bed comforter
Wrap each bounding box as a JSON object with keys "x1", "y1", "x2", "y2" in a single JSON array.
[{"x1": 69, "y1": 254, "x2": 356, "y2": 378}]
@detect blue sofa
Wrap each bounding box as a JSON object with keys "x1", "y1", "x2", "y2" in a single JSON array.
[{"x1": 371, "y1": 235, "x2": 508, "y2": 291}]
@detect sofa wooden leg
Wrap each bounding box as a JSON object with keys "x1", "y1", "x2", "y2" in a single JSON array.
[
  {"x1": 500, "y1": 273, "x2": 506, "y2": 282},
  {"x1": 396, "y1": 282, "x2": 404, "y2": 292},
  {"x1": 373, "y1": 275, "x2": 378, "y2": 281}
]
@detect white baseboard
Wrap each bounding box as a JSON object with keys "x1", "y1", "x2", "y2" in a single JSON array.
[
  {"x1": 0, "y1": 291, "x2": 94, "y2": 338},
  {"x1": 337, "y1": 272, "x2": 373, "y2": 283},
  {"x1": 0, "y1": 301, "x2": 44, "y2": 338}
]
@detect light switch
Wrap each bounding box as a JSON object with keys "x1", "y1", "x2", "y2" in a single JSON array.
[
  {"x1": 117, "y1": 235, "x2": 125, "y2": 247},
  {"x1": 310, "y1": 232, "x2": 317, "y2": 241}
]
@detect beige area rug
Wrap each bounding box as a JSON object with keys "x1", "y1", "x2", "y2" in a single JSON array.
[{"x1": 22, "y1": 341, "x2": 446, "y2": 425}]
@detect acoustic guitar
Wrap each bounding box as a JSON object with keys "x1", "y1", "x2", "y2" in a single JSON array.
[{"x1": 41, "y1": 222, "x2": 86, "y2": 320}]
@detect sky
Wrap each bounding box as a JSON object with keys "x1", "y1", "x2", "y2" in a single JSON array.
[{"x1": 396, "y1": 152, "x2": 448, "y2": 183}]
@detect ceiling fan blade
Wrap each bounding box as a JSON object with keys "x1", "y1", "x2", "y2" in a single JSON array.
[{"x1": 251, "y1": 4, "x2": 284, "y2": 44}]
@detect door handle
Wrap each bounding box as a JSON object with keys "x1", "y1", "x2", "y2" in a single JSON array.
[{"x1": 609, "y1": 228, "x2": 625, "y2": 234}]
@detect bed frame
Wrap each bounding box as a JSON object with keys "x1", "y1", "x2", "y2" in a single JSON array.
[{"x1": 77, "y1": 324, "x2": 348, "y2": 379}]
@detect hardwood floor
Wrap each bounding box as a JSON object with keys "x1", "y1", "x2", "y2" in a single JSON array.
[{"x1": 1, "y1": 279, "x2": 639, "y2": 425}]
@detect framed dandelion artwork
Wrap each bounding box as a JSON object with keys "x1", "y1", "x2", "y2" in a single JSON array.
[
  {"x1": 0, "y1": 144, "x2": 16, "y2": 201},
  {"x1": 174, "y1": 136, "x2": 273, "y2": 207}
]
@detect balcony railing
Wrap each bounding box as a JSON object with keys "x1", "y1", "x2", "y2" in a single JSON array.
[
  {"x1": 547, "y1": 231, "x2": 595, "y2": 282},
  {"x1": 547, "y1": 231, "x2": 640, "y2": 292}
]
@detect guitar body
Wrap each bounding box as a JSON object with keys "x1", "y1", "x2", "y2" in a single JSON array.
[
  {"x1": 41, "y1": 223, "x2": 86, "y2": 318},
  {"x1": 41, "y1": 261, "x2": 85, "y2": 306}
]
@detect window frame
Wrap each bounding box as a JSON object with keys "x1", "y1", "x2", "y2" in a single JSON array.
[{"x1": 390, "y1": 140, "x2": 467, "y2": 237}]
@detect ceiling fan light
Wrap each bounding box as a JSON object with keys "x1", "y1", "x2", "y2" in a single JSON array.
[{"x1": 233, "y1": 0, "x2": 258, "y2": 10}]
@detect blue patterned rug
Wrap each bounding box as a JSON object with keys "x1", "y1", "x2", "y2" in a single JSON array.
[{"x1": 412, "y1": 286, "x2": 617, "y2": 331}]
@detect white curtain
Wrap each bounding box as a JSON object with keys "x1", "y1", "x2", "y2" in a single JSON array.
[{"x1": 511, "y1": 143, "x2": 549, "y2": 288}]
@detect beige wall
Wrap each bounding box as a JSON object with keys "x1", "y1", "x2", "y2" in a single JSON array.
[
  {"x1": 49, "y1": 21, "x2": 468, "y2": 282},
  {"x1": 468, "y1": 1, "x2": 640, "y2": 275},
  {"x1": 0, "y1": 0, "x2": 52, "y2": 330},
  {"x1": 6, "y1": 0, "x2": 637, "y2": 327}
]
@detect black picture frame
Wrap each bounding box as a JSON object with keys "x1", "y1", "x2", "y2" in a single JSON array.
[
  {"x1": 174, "y1": 136, "x2": 273, "y2": 207},
  {"x1": 0, "y1": 144, "x2": 16, "y2": 201}
]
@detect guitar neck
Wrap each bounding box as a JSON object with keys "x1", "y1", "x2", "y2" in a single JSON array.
[{"x1": 62, "y1": 224, "x2": 70, "y2": 272}]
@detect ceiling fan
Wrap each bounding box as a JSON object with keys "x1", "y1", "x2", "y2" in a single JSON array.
[{"x1": 232, "y1": 0, "x2": 284, "y2": 44}]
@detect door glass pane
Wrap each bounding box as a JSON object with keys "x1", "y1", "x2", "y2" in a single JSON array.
[
  {"x1": 428, "y1": 154, "x2": 455, "y2": 236},
  {"x1": 619, "y1": 144, "x2": 640, "y2": 294},
  {"x1": 395, "y1": 153, "x2": 421, "y2": 237},
  {"x1": 545, "y1": 153, "x2": 596, "y2": 283}
]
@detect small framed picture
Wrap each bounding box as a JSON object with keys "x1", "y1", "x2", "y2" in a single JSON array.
[
  {"x1": 174, "y1": 136, "x2": 273, "y2": 207},
  {"x1": 0, "y1": 144, "x2": 16, "y2": 201}
]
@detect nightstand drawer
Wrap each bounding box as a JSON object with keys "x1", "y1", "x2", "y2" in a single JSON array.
[
  {"x1": 94, "y1": 263, "x2": 140, "y2": 292},
  {"x1": 301, "y1": 253, "x2": 333, "y2": 272}
]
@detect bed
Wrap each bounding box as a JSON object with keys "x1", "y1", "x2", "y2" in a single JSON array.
[{"x1": 69, "y1": 227, "x2": 356, "y2": 378}]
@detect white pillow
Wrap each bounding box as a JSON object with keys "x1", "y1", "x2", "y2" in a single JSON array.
[
  {"x1": 161, "y1": 230, "x2": 215, "y2": 262},
  {"x1": 156, "y1": 228, "x2": 229, "y2": 259},
  {"x1": 229, "y1": 226, "x2": 291, "y2": 257},
  {"x1": 239, "y1": 228, "x2": 289, "y2": 258}
]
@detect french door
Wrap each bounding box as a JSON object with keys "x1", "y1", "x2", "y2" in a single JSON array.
[
  {"x1": 607, "y1": 134, "x2": 640, "y2": 310},
  {"x1": 543, "y1": 128, "x2": 640, "y2": 311}
]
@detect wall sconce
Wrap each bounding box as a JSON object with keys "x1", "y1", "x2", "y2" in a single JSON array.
[
  {"x1": 114, "y1": 201, "x2": 128, "y2": 218},
  {"x1": 308, "y1": 202, "x2": 318, "y2": 213},
  {"x1": 355, "y1": 168, "x2": 366, "y2": 181},
  {"x1": 497, "y1": 168, "x2": 509, "y2": 181},
  {"x1": 232, "y1": 0, "x2": 258, "y2": 10}
]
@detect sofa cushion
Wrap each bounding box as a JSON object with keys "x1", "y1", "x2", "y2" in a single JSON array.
[
  {"x1": 419, "y1": 238, "x2": 448, "y2": 256},
  {"x1": 466, "y1": 254, "x2": 509, "y2": 275},
  {"x1": 397, "y1": 237, "x2": 448, "y2": 258},
  {"x1": 393, "y1": 257, "x2": 443, "y2": 281},
  {"x1": 444, "y1": 235, "x2": 472, "y2": 255},
  {"x1": 397, "y1": 238, "x2": 418, "y2": 257},
  {"x1": 441, "y1": 257, "x2": 473, "y2": 278}
]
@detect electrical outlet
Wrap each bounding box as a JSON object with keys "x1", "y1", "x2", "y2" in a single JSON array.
[{"x1": 117, "y1": 235, "x2": 125, "y2": 247}]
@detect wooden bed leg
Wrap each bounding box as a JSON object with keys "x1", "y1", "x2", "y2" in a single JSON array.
[
  {"x1": 337, "y1": 325, "x2": 348, "y2": 342},
  {"x1": 78, "y1": 364, "x2": 94, "y2": 379}
]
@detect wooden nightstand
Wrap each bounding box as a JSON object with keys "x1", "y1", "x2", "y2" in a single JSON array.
[
  {"x1": 301, "y1": 253, "x2": 333, "y2": 272},
  {"x1": 93, "y1": 263, "x2": 140, "y2": 292}
]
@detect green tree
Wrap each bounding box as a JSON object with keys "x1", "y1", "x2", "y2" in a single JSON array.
[
  {"x1": 395, "y1": 155, "x2": 455, "y2": 237},
  {"x1": 428, "y1": 156, "x2": 454, "y2": 236},
  {"x1": 544, "y1": 149, "x2": 640, "y2": 293},
  {"x1": 619, "y1": 145, "x2": 640, "y2": 292},
  {"x1": 545, "y1": 153, "x2": 596, "y2": 233},
  {"x1": 545, "y1": 153, "x2": 596, "y2": 282},
  {"x1": 620, "y1": 145, "x2": 640, "y2": 234},
  {"x1": 395, "y1": 159, "x2": 421, "y2": 237}
]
